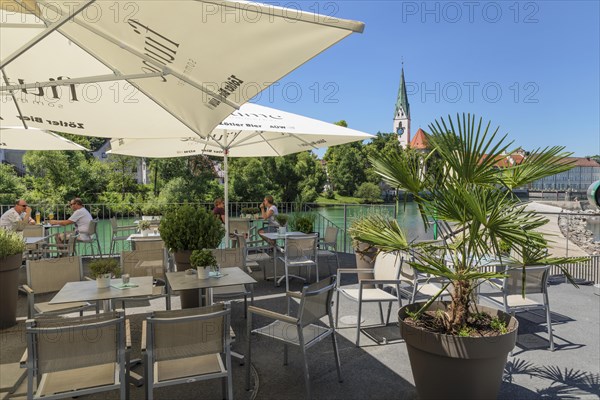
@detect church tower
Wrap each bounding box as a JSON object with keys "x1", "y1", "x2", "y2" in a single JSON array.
[{"x1": 393, "y1": 66, "x2": 411, "y2": 148}]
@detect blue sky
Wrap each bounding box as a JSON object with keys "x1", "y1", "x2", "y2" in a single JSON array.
[{"x1": 253, "y1": 1, "x2": 600, "y2": 158}]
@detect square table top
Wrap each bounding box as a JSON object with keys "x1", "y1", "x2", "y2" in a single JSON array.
[
  {"x1": 24, "y1": 236, "x2": 46, "y2": 245},
  {"x1": 127, "y1": 233, "x2": 162, "y2": 241},
  {"x1": 166, "y1": 267, "x2": 257, "y2": 292},
  {"x1": 49, "y1": 276, "x2": 154, "y2": 304},
  {"x1": 260, "y1": 231, "x2": 310, "y2": 241}
]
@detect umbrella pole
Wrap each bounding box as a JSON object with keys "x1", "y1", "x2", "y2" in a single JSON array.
[{"x1": 224, "y1": 150, "x2": 229, "y2": 246}]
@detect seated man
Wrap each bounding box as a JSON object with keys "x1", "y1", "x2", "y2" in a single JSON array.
[
  {"x1": 0, "y1": 199, "x2": 35, "y2": 231},
  {"x1": 49, "y1": 197, "x2": 93, "y2": 244}
]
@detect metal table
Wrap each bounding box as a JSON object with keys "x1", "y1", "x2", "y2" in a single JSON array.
[{"x1": 260, "y1": 231, "x2": 311, "y2": 286}]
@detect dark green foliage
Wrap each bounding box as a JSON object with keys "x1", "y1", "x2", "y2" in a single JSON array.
[
  {"x1": 159, "y1": 204, "x2": 224, "y2": 251},
  {"x1": 88, "y1": 258, "x2": 121, "y2": 278},
  {"x1": 190, "y1": 249, "x2": 217, "y2": 268}
]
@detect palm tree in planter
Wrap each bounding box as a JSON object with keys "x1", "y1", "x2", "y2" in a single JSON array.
[{"x1": 351, "y1": 113, "x2": 585, "y2": 399}]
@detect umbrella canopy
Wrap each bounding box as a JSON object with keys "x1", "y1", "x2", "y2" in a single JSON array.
[
  {"x1": 108, "y1": 102, "x2": 374, "y2": 238},
  {"x1": 0, "y1": 127, "x2": 88, "y2": 150},
  {"x1": 0, "y1": 0, "x2": 364, "y2": 138}
]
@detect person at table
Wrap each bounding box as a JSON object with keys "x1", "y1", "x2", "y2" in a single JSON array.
[
  {"x1": 212, "y1": 197, "x2": 225, "y2": 224},
  {"x1": 258, "y1": 195, "x2": 279, "y2": 240},
  {"x1": 49, "y1": 197, "x2": 93, "y2": 245},
  {"x1": 0, "y1": 199, "x2": 35, "y2": 231}
]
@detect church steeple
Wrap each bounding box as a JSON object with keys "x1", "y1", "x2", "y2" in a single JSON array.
[{"x1": 393, "y1": 66, "x2": 411, "y2": 148}]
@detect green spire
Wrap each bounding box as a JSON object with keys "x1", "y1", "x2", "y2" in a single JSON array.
[{"x1": 394, "y1": 67, "x2": 410, "y2": 119}]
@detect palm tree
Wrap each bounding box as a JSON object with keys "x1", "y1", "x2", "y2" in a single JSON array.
[{"x1": 350, "y1": 113, "x2": 583, "y2": 334}]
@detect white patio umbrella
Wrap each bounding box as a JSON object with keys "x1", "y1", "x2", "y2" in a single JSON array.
[
  {"x1": 108, "y1": 102, "x2": 374, "y2": 237},
  {"x1": 0, "y1": 0, "x2": 364, "y2": 139},
  {"x1": 0, "y1": 127, "x2": 88, "y2": 150}
]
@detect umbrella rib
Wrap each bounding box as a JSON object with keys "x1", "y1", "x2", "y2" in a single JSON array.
[
  {"x1": 258, "y1": 132, "x2": 283, "y2": 157},
  {"x1": 0, "y1": 0, "x2": 97, "y2": 69},
  {"x1": 1, "y1": 69, "x2": 28, "y2": 129}
]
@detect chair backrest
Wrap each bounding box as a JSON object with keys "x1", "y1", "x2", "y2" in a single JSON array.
[
  {"x1": 298, "y1": 276, "x2": 336, "y2": 327},
  {"x1": 147, "y1": 304, "x2": 230, "y2": 362},
  {"x1": 211, "y1": 247, "x2": 244, "y2": 269},
  {"x1": 504, "y1": 265, "x2": 549, "y2": 296},
  {"x1": 121, "y1": 249, "x2": 166, "y2": 278},
  {"x1": 26, "y1": 256, "x2": 83, "y2": 294},
  {"x1": 133, "y1": 239, "x2": 165, "y2": 252},
  {"x1": 229, "y1": 219, "x2": 251, "y2": 237},
  {"x1": 285, "y1": 234, "x2": 318, "y2": 261},
  {"x1": 110, "y1": 217, "x2": 118, "y2": 230},
  {"x1": 87, "y1": 219, "x2": 98, "y2": 236},
  {"x1": 27, "y1": 311, "x2": 124, "y2": 376},
  {"x1": 323, "y1": 226, "x2": 338, "y2": 244},
  {"x1": 373, "y1": 251, "x2": 403, "y2": 281},
  {"x1": 21, "y1": 225, "x2": 44, "y2": 237}
]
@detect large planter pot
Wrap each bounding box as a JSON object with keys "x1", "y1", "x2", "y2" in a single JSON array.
[
  {"x1": 173, "y1": 250, "x2": 199, "y2": 309},
  {"x1": 399, "y1": 302, "x2": 518, "y2": 400},
  {"x1": 0, "y1": 254, "x2": 22, "y2": 329}
]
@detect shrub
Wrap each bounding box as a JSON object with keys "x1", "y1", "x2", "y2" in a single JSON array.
[
  {"x1": 88, "y1": 258, "x2": 120, "y2": 278},
  {"x1": 0, "y1": 229, "x2": 26, "y2": 258},
  {"x1": 159, "y1": 204, "x2": 224, "y2": 252}
]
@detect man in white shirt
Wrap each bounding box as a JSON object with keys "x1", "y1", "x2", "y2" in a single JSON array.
[
  {"x1": 49, "y1": 197, "x2": 93, "y2": 243},
  {"x1": 0, "y1": 199, "x2": 35, "y2": 230}
]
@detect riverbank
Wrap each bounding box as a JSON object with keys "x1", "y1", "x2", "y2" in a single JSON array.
[{"x1": 558, "y1": 209, "x2": 600, "y2": 256}]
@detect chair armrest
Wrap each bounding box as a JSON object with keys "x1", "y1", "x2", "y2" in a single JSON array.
[
  {"x1": 21, "y1": 284, "x2": 34, "y2": 295},
  {"x1": 247, "y1": 305, "x2": 297, "y2": 325},
  {"x1": 286, "y1": 291, "x2": 302, "y2": 299},
  {"x1": 115, "y1": 225, "x2": 137, "y2": 232},
  {"x1": 337, "y1": 268, "x2": 375, "y2": 276},
  {"x1": 125, "y1": 319, "x2": 132, "y2": 349},
  {"x1": 84, "y1": 276, "x2": 94, "y2": 281},
  {"x1": 141, "y1": 320, "x2": 147, "y2": 352},
  {"x1": 20, "y1": 349, "x2": 28, "y2": 368}
]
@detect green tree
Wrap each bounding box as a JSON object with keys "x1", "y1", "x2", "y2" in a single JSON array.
[
  {"x1": 295, "y1": 151, "x2": 326, "y2": 202},
  {"x1": 0, "y1": 164, "x2": 27, "y2": 203},
  {"x1": 106, "y1": 155, "x2": 139, "y2": 199},
  {"x1": 229, "y1": 158, "x2": 274, "y2": 202},
  {"x1": 324, "y1": 143, "x2": 368, "y2": 196},
  {"x1": 355, "y1": 182, "x2": 382, "y2": 203}
]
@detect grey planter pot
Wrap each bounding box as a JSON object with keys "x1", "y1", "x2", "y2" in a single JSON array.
[
  {"x1": 0, "y1": 254, "x2": 22, "y2": 328},
  {"x1": 399, "y1": 301, "x2": 518, "y2": 400}
]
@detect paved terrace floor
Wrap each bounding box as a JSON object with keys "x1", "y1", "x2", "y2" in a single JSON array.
[{"x1": 1, "y1": 253, "x2": 599, "y2": 399}]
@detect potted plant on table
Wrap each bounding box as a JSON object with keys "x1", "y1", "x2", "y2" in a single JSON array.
[
  {"x1": 160, "y1": 204, "x2": 225, "y2": 307},
  {"x1": 137, "y1": 220, "x2": 152, "y2": 237},
  {"x1": 274, "y1": 214, "x2": 289, "y2": 235},
  {"x1": 141, "y1": 203, "x2": 164, "y2": 221},
  {"x1": 0, "y1": 229, "x2": 26, "y2": 328},
  {"x1": 89, "y1": 259, "x2": 121, "y2": 289},
  {"x1": 190, "y1": 249, "x2": 217, "y2": 280},
  {"x1": 350, "y1": 113, "x2": 582, "y2": 399}
]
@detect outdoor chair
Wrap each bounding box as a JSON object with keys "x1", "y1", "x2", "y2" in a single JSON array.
[
  {"x1": 76, "y1": 219, "x2": 102, "y2": 258},
  {"x1": 110, "y1": 217, "x2": 137, "y2": 255},
  {"x1": 246, "y1": 276, "x2": 342, "y2": 399},
  {"x1": 317, "y1": 226, "x2": 340, "y2": 276},
  {"x1": 233, "y1": 232, "x2": 271, "y2": 276},
  {"x1": 34, "y1": 233, "x2": 78, "y2": 259},
  {"x1": 22, "y1": 256, "x2": 97, "y2": 319},
  {"x1": 116, "y1": 249, "x2": 171, "y2": 311},
  {"x1": 211, "y1": 247, "x2": 254, "y2": 318},
  {"x1": 336, "y1": 251, "x2": 404, "y2": 346},
  {"x1": 21, "y1": 225, "x2": 46, "y2": 259},
  {"x1": 142, "y1": 304, "x2": 233, "y2": 400},
  {"x1": 395, "y1": 249, "x2": 452, "y2": 304},
  {"x1": 278, "y1": 233, "x2": 319, "y2": 291},
  {"x1": 481, "y1": 265, "x2": 554, "y2": 350},
  {"x1": 25, "y1": 311, "x2": 129, "y2": 400}
]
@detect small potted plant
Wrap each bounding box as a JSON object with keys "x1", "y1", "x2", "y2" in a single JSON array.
[
  {"x1": 292, "y1": 213, "x2": 316, "y2": 234},
  {"x1": 252, "y1": 207, "x2": 261, "y2": 219},
  {"x1": 240, "y1": 207, "x2": 253, "y2": 218},
  {"x1": 138, "y1": 220, "x2": 152, "y2": 236},
  {"x1": 141, "y1": 203, "x2": 163, "y2": 221},
  {"x1": 275, "y1": 214, "x2": 289, "y2": 235},
  {"x1": 190, "y1": 249, "x2": 217, "y2": 279},
  {"x1": 89, "y1": 259, "x2": 121, "y2": 288},
  {"x1": 0, "y1": 229, "x2": 26, "y2": 328}
]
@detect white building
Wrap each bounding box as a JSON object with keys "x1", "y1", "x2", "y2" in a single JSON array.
[{"x1": 529, "y1": 157, "x2": 600, "y2": 191}]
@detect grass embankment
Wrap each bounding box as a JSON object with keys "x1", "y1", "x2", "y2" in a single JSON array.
[{"x1": 315, "y1": 193, "x2": 364, "y2": 205}]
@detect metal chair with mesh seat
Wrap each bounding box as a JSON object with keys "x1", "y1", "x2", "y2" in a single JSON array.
[
  {"x1": 116, "y1": 249, "x2": 171, "y2": 311},
  {"x1": 278, "y1": 233, "x2": 319, "y2": 291},
  {"x1": 211, "y1": 247, "x2": 254, "y2": 318},
  {"x1": 22, "y1": 256, "x2": 97, "y2": 319},
  {"x1": 142, "y1": 303, "x2": 233, "y2": 400},
  {"x1": 317, "y1": 226, "x2": 340, "y2": 276},
  {"x1": 76, "y1": 219, "x2": 102, "y2": 258},
  {"x1": 25, "y1": 310, "x2": 129, "y2": 400},
  {"x1": 335, "y1": 251, "x2": 405, "y2": 346},
  {"x1": 233, "y1": 233, "x2": 271, "y2": 276},
  {"x1": 109, "y1": 217, "x2": 137, "y2": 255},
  {"x1": 246, "y1": 276, "x2": 342, "y2": 399},
  {"x1": 481, "y1": 265, "x2": 554, "y2": 350}
]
